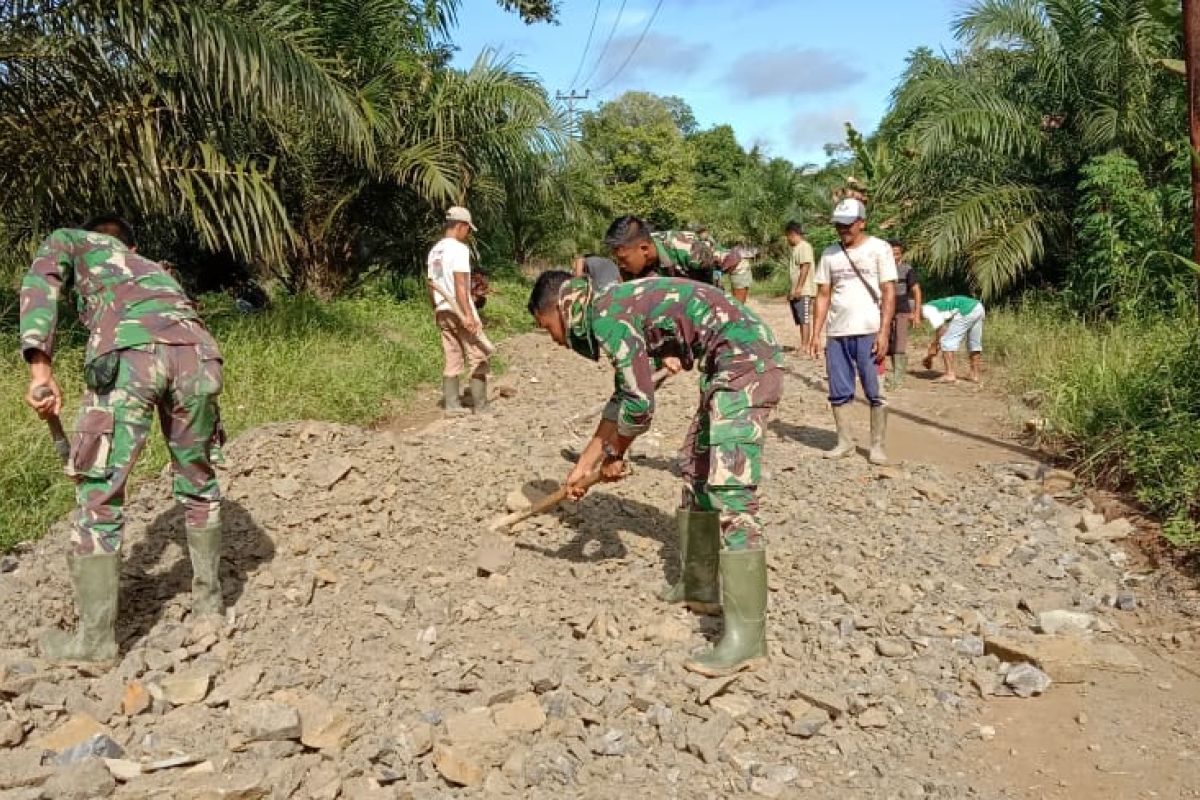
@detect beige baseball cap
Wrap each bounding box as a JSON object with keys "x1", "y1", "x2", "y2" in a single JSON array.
[{"x1": 446, "y1": 206, "x2": 478, "y2": 232}]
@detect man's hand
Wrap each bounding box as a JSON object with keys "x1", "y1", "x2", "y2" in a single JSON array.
[
  {"x1": 661, "y1": 356, "x2": 683, "y2": 375},
  {"x1": 26, "y1": 354, "x2": 62, "y2": 419},
  {"x1": 464, "y1": 316, "x2": 482, "y2": 336},
  {"x1": 807, "y1": 334, "x2": 823, "y2": 360},
  {"x1": 565, "y1": 460, "x2": 598, "y2": 500},
  {"x1": 600, "y1": 457, "x2": 630, "y2": 483},
  {"x1": 872, "y1": 330, "x2": 890, "y2": 361}
]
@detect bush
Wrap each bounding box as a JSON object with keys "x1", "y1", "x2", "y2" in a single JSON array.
[
  {"x1": 0, "y1": 278, "x2": 532, "y2": 549},
  {"x1": 989, "y1": 301, "x2": 1200, "y2": 544}
]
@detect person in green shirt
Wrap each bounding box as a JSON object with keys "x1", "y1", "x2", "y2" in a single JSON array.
[{"x1": 920, "y1": 295, "x2": 986, "y2": 383}]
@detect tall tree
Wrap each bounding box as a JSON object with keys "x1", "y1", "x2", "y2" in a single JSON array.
[{"x1": 580, "y1": 92, "x2": 696, "y2": 230}]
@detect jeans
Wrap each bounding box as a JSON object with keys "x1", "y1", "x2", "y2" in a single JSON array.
[{"x1": 827, "y1": 334, "x2": 883, "y2": 407}]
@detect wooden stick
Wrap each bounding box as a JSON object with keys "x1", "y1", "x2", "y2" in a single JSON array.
[
  {"x1": 427, "y1": 279, "x2": 497, "y2": 356},
  {"x1": 488, "y1": 469, "x2": 605, "y2": 532}
]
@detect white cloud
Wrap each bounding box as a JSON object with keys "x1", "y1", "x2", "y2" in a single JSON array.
[
  {"x1": 787, "y1": 105, "x2": 861, "y2": 151},
  {"x1": 726, "y1": 49, "x2": 865, "y2": 99},
  {"x1": 586, "y1": 32, "x2": 703, "y2": 89}
]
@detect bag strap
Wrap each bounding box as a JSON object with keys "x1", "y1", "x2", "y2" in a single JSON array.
[{"x1": 838, "y1": 243, "x2": 881, "y2": 307}]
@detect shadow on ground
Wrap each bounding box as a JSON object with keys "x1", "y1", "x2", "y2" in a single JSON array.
[
  {"x1": 515, "y1": 491, "x2": 676, "y2": 584},
  {"x1": 118, "y1": 500, "x2": 274, "y2": 651}
]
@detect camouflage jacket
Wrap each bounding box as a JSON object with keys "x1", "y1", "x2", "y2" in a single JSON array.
[
  {"x1": 20, "y1": 229, "x2": 220, "y2": 365},
  {"x1": 645, "y1": 231, "x2": 718, "y2": 284},
  {"x1": 592, "y1": 278, "x2": 783, "y2": 437}
]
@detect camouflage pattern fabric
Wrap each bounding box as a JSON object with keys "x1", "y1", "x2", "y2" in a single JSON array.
[
  {"x1": 680, "y1": 368, "x2": 781, "y2": 550},
  {"x1": 647, "y1": 231, "x2": 719, "y2": 285},
  {"x1": 20, "y1": 228, "x2": 219, "y2": 365},
  {"x1": 19, "y1": 228, "x2": 225, "y2": 554},
  {"x1": 68, "y1": 344, "x2": 225, "y2": 554},
  {"x1": 559, "y1": 277, "x2": 783, "y2": 550}
]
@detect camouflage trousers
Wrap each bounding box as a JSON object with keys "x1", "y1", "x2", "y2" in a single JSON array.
[
  {"x1": 68, "y1": 344, "x2": 225, "y2": 554},
  {"x1": 679, "y1": 366, "x2": 783, "y2": 551}
]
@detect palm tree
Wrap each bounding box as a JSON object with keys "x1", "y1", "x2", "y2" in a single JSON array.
[
  {"x1": 0, "y1": 0, "x2": 375, "y2": 265},
  {"x1": 878, "y1": 0, "x2": 1183, "y2": 298}
]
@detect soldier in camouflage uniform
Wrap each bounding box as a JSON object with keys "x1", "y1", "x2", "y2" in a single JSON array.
[
  {"x1": 527, "y1": 271, "x2": 783, "y2": 677},
  {"x1": 21, "y1": 216, "x2": 226, "y2": 664},
  {"x1": 604, "y1": 215, "x2": 721, "y2": 285}
]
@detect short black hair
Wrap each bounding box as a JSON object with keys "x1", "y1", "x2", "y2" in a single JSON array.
[
  {"x1": 83, "y1": 214, "x2": 136, "y2": 247},
  {"x1": 785, "y1": 220, "x2": 804, "y2": 235},
  {"x1": 887, "y1": 238, "x2": 906, "y2": 250},
  {"x1": 527, "y1": 269, "x2": 573, "y2": 316},
  {"x1": 604, "y1": 215, "x2": 653, "y2": 249}
]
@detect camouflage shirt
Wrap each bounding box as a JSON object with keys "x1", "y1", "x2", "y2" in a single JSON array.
[
  {"x1": 20, "y1": 228, "x2": 219, "y2": 364},
  {"x1": 588, "y1": 278, "x2": 783, "y2": 437},
  {"x1": 642, "y1": 231, "x2": 717, "y2": 284}
]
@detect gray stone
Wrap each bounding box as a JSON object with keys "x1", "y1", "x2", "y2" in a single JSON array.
[
  {"x1": 0, "y1": 720, "x2": 23, "y2": 748},
  {"x1": 1036, "y1": 610, "x2": 1095, "y2": 635},
  {"x1": 955, "y1": 635, "x2": 985, "y2": 657},
  {"x1": 1004, "y1": 663, "x2": 1053, "y2": 697},
  {"x1": 590, "y1": 729, "x2": 628, "y2": 756},
  {"x1": 687, "y1": 713, "x2": 733, "y2": 765},
  {"x1": 875, "y1": 638, "x2": 912, "y2": 658},
  {"x1": 233, "y1": 701, "x2": 302, "y2": 742},
  {"x1": 529, "y1": 662, "x2": 562, "y2": 694},
  {"x1": 53, "y1": 734, "x2": 125, "y2": 766},
  {"x1": 475, "y1": 534, "x2": 515, "y2": 577},
  {"x1": 1116, "y1": 592, "x2": 1138, "y2": 611},
  {"x1": 794, "y1": 689, "x2": 847, "y2": 719},
  {"x1": 40, "y1": 759, "x2": 116, "y2": 799}
]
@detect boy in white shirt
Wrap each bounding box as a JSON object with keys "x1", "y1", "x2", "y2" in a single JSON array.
[
  {"x1": 807, "y1": 199, "x2": 897, "y2": 464},
  {"x1": 428, "y1": 206, "x2": 489, "y2": 415}
]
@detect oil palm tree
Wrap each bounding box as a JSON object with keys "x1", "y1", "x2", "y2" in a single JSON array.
[{"x1": 879, "y1": 0, "x2": 1183, "y2": 298}]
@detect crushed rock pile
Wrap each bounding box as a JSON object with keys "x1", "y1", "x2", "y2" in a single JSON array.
[{"x1": 0, "y1": 337, "x2": 1151, "y2": 799}]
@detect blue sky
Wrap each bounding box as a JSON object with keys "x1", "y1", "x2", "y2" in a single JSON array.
[{"x1": 448, "y1": 0, "x2": 964, "y2": 164}]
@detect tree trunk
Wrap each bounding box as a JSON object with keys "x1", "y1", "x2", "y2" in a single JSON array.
[{"x1": 1185, "y1": 0, "x2": 1200, "y2": 309}]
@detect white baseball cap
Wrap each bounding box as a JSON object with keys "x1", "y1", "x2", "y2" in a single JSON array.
[
  {"x1": 831, "y1": 198, "x2": 866, "y2": 225},
  {"x1": 446, "y1": 206, "x2": 478, "y2": 231}
]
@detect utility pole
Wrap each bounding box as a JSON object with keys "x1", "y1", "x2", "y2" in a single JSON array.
[
  {"x1": 556, "y1": 90, "x2": 589, "y2": 138},
  {"x1": 1185, "y1": 0, "x2": 1200, "y2": 308}
]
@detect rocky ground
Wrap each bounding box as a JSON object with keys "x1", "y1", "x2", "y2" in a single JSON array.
[{"x1": 1, "y1": 300, "x2": 1198, "y2": 799}]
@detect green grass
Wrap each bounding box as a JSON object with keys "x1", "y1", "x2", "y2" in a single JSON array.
[
  {"x1": 988, "y1": 302, "x2": 1200, "y2": 544},
  {"x1": 0, "y1": 276, "x2": 533, "y2": 549}
]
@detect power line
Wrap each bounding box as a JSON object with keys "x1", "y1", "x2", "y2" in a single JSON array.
[
  {"x1": 580, "y1": 0, "x2": 628, "y2": 88},
  {"x1": 593, "y1": 0, "x2": 665, "y2": 94},
  {"x1": 568, "y1": 0, "x2": 604, "y2": 90}
]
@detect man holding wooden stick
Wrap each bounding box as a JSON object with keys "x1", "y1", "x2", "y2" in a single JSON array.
[
  {"x1": 527, "y1": 271, "x2": 783, "y2": 677},
  {"x1": 428, "y1": 206, "x2": 490, "y2": 416}
]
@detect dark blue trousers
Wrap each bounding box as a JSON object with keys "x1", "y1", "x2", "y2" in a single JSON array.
[{"x1": 827, "y1": 334, "x2": 884, "y2": 407}]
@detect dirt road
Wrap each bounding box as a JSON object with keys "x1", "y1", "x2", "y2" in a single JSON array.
[{"x1": 0, "y1": 298, "x2": 1197, "y2": 799}]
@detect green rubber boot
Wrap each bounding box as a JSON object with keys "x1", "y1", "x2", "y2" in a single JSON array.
[
  {"x1": 892, "y1": 354, "x2": 908, "y2": 390},
  {"x1": 187, "y1": 523, "x2": 224, "y2": 618},
  {"x1": 684, "y1": 549, "x2": 769, "y2": 677},
  {"x1": 869, "y1": 404, "x2": 889, "y2": 465},
  {"x1": 443, "y1": 377, "x2": 468, "y2": 417},
  {"x1": 41, "y1": 551, "x2": 120, "y2": 665},
  {"x1": 822, "y1": 404, "x2": 856, "y2": 459},
  {"x1": 658, "y1": 509, "x2": 720, "y2": 614},
  {"x1": 469, "y1": 377, "x2": 490, "y2": 414}
]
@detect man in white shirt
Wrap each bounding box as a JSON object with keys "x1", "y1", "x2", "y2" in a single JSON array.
[
  {"x1": 428, "y1": 206, "x2": 489, "y2": 415},
  {"x1": 807, "y1": 199, "x2": 896, "y2": 464}
]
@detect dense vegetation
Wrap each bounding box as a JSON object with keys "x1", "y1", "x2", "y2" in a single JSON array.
[{"x1": 1, "y1": 0, "x2": 1197, "y2": 544}]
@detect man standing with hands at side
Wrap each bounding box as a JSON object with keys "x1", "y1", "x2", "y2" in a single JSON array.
[
  {"x1": 808, "y1": 199, "x2": 896, "y2": 465},
  {"x1": 428, "y1": 206, "x2": 490, "y2": 416}
]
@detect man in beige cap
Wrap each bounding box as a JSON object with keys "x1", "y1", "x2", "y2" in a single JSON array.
[{"x1": 428, "y1": 206, "x2": 490, "y2": 415}]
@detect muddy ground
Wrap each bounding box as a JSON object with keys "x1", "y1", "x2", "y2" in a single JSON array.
[{"x1": 1, "y1": 299, "x2": 1198, "y2": 800}]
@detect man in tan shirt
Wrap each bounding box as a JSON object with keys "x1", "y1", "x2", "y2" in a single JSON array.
[{"x1": 785, "y1": 221, "x2": 816, "y2": 352}]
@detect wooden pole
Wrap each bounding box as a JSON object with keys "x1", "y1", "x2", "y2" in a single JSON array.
[{"x1": 1185, "y1": 0, "x2": 1200, "y2": 307}]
